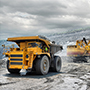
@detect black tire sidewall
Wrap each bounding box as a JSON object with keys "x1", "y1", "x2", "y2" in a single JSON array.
[
  {"x1": 7, "y1": 60, "x2": 20, "y2": 74},
  {"x1": 40, "y1": 56, "x2": 49, "y2": 75},
  {"x1": 54, "y1": 56, "x2": 61, "y2": 72},
  {"x1": 36, "y1": 55, "x2": 49, "y2": 75}
]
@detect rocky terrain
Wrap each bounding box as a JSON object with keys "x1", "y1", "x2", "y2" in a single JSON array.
[{"x1": 0, "y1": 57, "x2": 90, "y2": 90}]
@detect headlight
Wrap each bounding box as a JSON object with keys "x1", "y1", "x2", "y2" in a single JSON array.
[{"x1": 26, "y1": 55, "x2": 29, "y2": 58}]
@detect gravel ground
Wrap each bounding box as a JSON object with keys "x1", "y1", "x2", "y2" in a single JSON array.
[{"x1": 0, "y1": 57, "x2": 90, "y2": 90}]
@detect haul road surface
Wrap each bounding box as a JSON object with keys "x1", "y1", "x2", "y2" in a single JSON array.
[{"x1": 0, "y1": 57, "x2": 90, "y2": 90}]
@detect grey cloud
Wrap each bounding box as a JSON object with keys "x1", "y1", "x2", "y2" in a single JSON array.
[
  {"x1": 0, "y1": 0, "x2": 90, "y2": 40},
  {"x1": 0, "y1": 0, "x2": 67, "y2": 16},
  {"x1": 35, "y1": 15, "x2": 87, "y2": 29}
]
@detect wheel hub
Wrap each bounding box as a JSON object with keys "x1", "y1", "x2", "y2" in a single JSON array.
[{"x1": 43, "y1": 60, "x2": 47, "y2": 71}]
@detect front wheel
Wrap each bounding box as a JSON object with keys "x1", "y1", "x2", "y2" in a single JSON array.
[
  {"x1": 35, "y1": 55, "x2": 49, "y2": 75},
  {"x1": 7, "y1": 60, "x2": 20, "y2": 74}
]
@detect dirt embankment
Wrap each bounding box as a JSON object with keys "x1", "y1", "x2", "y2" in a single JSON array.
[{"x1": 0, "y1": 57, "x2": 90, "y2": 90}]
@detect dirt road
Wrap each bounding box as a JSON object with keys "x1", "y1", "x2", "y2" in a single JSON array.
[{"x1": 0, "y1": 57, "x2": 90, "y2": 90}]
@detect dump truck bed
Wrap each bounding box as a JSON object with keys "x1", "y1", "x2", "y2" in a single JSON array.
[{"x1": 7, "y1": 36, "x2": 51, "y2": 48}]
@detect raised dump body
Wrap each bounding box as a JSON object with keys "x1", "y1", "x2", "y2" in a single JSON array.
[
  {"x1": 67, "y1": 38, "x2": 90, "y2": 62},
  {"x1": 3, "y1": 36, "x2": 63, "y2": 75}
]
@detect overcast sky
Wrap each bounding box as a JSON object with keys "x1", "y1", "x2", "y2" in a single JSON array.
[{"x1": 0, "y1": 0, "x2": 90, "y2": 39}]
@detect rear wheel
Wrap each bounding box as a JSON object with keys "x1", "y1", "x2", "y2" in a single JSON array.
[
  {"x1": 52, "y1": 56, "x2": 61, "y2": 72},
  {"x1": 7, "y1": 60, "x2": 20, "y2": 74},
  {"x1": 35, "y1": 55, "x2": 49, "y2": 75}
]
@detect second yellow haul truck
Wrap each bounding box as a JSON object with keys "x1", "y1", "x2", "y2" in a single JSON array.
[{"x1": 3, "y1": 36, "x2": 63, "y2": 75}]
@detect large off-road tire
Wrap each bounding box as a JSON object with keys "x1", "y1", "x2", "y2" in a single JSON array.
[
  {"x1": 35, "y1": 55, "x2": 49, "y2": 75},
  {"x1": 52, "y1": 56, "x2": 61, "y2": 72},
  {"x1": 7, "y1": 60, "x2": 20, "y2": 74}
]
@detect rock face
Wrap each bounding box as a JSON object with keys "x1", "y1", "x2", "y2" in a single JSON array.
[
  {"x1": 0, "y1": 59, "x2": 4, "y2": 65},
  {"x1": 0, "y1": 59, "x2": 5, "y2": 66},
  {"x1": 0, "y1": 57, "x2": 90, "y2": 90}
]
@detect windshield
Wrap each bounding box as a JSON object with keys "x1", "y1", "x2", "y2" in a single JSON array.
[{"x1": 28, "y1": 43, "x2": 38, "y2": 48}]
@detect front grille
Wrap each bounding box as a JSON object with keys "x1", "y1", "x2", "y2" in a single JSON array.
[
  {"x1": 10, "y1": 54, "x2": 23, "y2": 65},
  {"x1": 10, "y1": 59, "x2": 23, "y2": 61},
  {"x1": 10, "y1": 55, "x2": 23, "y2": 57},
  {"x1": 10, "y1": 62, "x2": 22, "y2": 65}
]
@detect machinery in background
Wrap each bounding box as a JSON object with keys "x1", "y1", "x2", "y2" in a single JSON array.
[{"x1": 67, "y1": 38, "x2": 90, "y2": 62}]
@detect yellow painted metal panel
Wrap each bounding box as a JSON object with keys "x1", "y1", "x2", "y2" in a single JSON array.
[{"x1": 9, "y1": 65, "x2": 23, "y2": 69}]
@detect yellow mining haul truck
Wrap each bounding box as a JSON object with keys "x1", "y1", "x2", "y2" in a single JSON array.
[
  {"x1": 67, "y1": 38, "x2": 90, "y2": 62},
  {"x1": 2, "y1": 36, "x2": 63, "y2": 75}
]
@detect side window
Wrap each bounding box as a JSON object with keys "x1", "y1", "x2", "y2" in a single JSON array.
[
  {"x1": 39, "y1": 43, "x2": 43, "y2": 49},
  {"x1": 43, "y1": 44, "x2": 48, "y2": 52}
]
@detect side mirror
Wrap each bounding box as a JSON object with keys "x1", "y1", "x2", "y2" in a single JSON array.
[
  {"x1": 52, "y1": 41, "x2": 55, "y2": 44},
  {"x1": 2, "y1": 44, "x2": 5, "y2": 55},
  {"x1": 2, "y1": 44, "x2": 5, "y2": 48}
]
